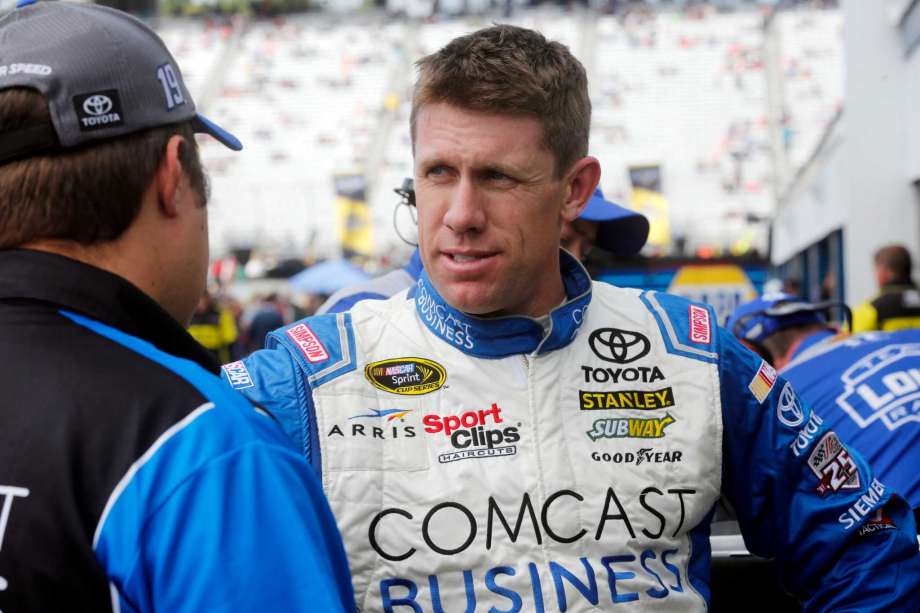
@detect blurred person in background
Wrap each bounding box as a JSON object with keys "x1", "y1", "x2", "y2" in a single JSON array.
[
  {"x1": 729, "y1": 293, "x2": 920, "y2": 516},
  {"x1": 852, "y1": 244, "x2": 920, "y2": 332},
  {"x1": 0, "y1": 2, "x2": 353, "y2": 610},
  {"x1": 226, "y1": 24, "x2": 920, "y2": 611},
  {"x1": 188, "y1": 289, "x2": 239, "y2": 363},
  {"x1": 317, "y1": 179, "x2": 648, "y2": 314},
  {"x1": 241, "y1": 292, "x2": 287, "y2": 354}
]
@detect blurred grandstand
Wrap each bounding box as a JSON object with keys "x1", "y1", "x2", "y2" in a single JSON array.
[
  {"x1": 0, "y1": 0, "x2": 843, "y2": 276},
  {"x1": 107, "y1": 0, "x2": 840, "y2": 265}
]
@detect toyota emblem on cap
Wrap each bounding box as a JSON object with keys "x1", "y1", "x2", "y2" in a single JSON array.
[{"x1": 82, "y1": 94, "x2": 113, "y2": 116}]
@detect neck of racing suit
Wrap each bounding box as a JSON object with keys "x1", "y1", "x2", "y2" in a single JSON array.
[{"x1": 412, "y1": 249, "x2": 593, "y2": 358}]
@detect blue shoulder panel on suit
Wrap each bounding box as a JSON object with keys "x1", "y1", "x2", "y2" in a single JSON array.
[
  {"x1": 639, "y1": 291, "x2": 719, "y2": 364},
  {"x1": 266, "y1": 312, "x2": 357, "y2": 388}
]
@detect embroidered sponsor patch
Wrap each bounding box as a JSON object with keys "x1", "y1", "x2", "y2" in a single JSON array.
[
  {"x1": 808, "y1": 432, "x2": 861, "y2": 495},
  {"x1": 286, "y1": 323, "x2": 329, "y2": 363},
  {"x1": 365, "y1": 357, "x2": 446, "y2": 395},
  {"x1": 222, "y1": 360, "x2": 254, "y2": 389},
  {"x1": 748, "y1": 360, "x2": 777, "y2": 404},
  {"x1": 586, "y1": 414, "x2": 675, "y2": 441},
  {"x1": 857, "y1": 509, "x2": 896, "y2": 537},
  {"x1": 688, "y1": 305, "x2": 711, "y2": 344},
  {"x1": 776, "y1": 382, "x2": 805, "y2": 427},
  {"x1": 73, "y1": 89, "x2": 124, "y2": 131},
  {"x1": 578, "y1": 387, "x2": 675, "y2": 411},
  {"x1": 588, "y1": 328, "x2": 651, "y2": 364}
]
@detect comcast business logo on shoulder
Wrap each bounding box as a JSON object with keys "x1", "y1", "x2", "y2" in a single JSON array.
[{"x1": 589, "y1": 328, "x2": 651, "y2": 364}]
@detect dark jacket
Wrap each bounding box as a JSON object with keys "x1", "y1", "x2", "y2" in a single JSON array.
[{"x1": 0, "y1": 249, "x2": 354, "y2": 612}]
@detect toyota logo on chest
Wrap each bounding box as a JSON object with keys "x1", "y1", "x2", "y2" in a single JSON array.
[{"x1": 588, "y1": 328, "x2": 651, "y2": 364}]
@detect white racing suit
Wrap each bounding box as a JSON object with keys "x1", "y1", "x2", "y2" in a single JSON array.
[{"x1": 225, "y1": 251, "x2": 920, "y2": 612}]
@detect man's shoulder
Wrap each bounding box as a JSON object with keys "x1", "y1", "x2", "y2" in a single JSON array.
[
  {"x1": 589, "y1": 284, "x2": 720, "y2": 364},
  {"x1": 317, "y1": 267, "x2": 416, "y2": 314}
]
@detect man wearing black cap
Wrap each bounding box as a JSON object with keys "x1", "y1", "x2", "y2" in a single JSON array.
[{"x1": 0, "y1": 2, "x2": 353, "y2": 610}]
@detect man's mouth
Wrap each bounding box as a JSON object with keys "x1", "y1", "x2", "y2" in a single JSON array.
[
  {"x1": 450, "y1": 254, "x2": 484, "y2": 262},
  {"x1": 441, "y1": 251, "x2": 498, "y2": 272}
]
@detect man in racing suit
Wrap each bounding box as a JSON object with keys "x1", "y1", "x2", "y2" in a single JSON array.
[
  {"x1": 225, "y1": 25, "x2": 920, "y2": 612},
  {"x1": 317, "y1": 182, "x2": 647, "y2": 315},
  {"x1": 729, "y1": 292, "x2": 920, "y2": 512}
]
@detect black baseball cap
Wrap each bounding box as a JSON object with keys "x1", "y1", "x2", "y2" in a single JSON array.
[
  {"x1": 0, "y1": 0, "x2": 241, "y2": 165},
  {"x1": 578, "y1": 187, "x2": 650, "y2": 257}
]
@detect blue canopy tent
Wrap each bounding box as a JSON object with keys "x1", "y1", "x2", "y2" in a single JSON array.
[{"x1": 288, "y1": 259, "x2": 371, "y2": 295}]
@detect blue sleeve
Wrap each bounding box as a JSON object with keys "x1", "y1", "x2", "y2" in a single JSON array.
[
  {"x1": 129, "y1": 442, "x2": 353, "y2": 612},
  {"x1": 221, "y1": 314, "x2": 357, "y2": 473},
  {"x1": 95, "y1": 402, "x2": 355, "y2": 613},
  {"x1": 717, "y1": 327, "x2": 920, "y2": 611},
  {"x1": 222, "y1": 349, "x2": 315, "y2": 466}
]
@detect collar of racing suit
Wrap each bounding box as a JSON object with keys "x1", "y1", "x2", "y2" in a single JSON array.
[
  {"x1": 412, "y1": 248, "x2": 592, "y2": 358},
  {"x1": 0, "y1": 248, "x2": 220, "y2": 373}
]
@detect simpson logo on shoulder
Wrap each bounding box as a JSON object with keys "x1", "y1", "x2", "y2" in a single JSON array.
[
  {"x1": 365, "y1": 357, "x2": 446, "y2": 395},
  {"x1": 286, "y1": 323, "x2": 329, "y2": 363},
  {"x1": 688, "y1": 304, "x2": 711, "y2": 344}
]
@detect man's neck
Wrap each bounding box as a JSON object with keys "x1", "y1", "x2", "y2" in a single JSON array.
[{"x1": 21, "y1": 239, "x2": 163, "y2": 315}]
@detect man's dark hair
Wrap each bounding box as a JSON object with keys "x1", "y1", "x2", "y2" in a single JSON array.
[
  {"x1": 874, "y1": 244, "x2": 913, "y2": 282},
  {"x1": 0, "y1": 88, "x2": 208, "y2": 248},
  {"x1": 411, "y1": 24, "x2": 590, "y2": 178},
  {"x1": 762, "y1": 322, "x2": 828, "y2": 366}
]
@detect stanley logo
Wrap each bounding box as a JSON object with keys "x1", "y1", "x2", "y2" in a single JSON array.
[
  {"x1": 579, "y1": 387, "x2": 675, "y2": 411},
  {"x1": 365, "y1": 357, "x2": 447, "y2": 395}
]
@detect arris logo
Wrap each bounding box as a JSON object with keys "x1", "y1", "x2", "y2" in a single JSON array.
[
  {"x1": 588, "y1": 328, "x2": 651, "y2": 364},
  {"x1": 82, "y1": 95, "x2": 112, "y2": 116}
]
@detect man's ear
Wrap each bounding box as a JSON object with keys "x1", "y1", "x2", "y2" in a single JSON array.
[
  {"x1": 154, "y1": 135, "x2": 188, "y2": 218},
  {"x1": 561, "y1": 156, "x2": 601, "y2": 222}
]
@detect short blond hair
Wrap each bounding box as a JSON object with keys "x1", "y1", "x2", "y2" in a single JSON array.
[{"x1": 411, "y1": 24, "x2": 590, "y2": 178}]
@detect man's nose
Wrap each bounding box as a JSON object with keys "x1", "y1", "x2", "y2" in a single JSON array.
[{"x1": 443, "y1": 177, "x2": 486, "y2": 235}]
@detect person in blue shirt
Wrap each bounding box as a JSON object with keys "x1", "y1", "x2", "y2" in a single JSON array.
[
  {"x1": 729, "y1": 292, "x2": 920, "y2": 512},
  {"x1": 0, "y1": 2, "x2": 354, "y2": 610}
]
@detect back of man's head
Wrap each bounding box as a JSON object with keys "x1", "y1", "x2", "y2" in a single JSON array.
[
  {"x1": 0, "y1": 88, "x2": 205, "y2": 248},
  {"x1": 874, "y1": 244, "x2": 913, "y2": 285},
  {"x1": 728, "y1": 292, "x2": 835, "y2": 367},
  {"x1": 0, "y1": 1, "x2": 239, "y2": 249},
  {"x1": 410, "y1": 24, "x2": 590, "y2": 178}
]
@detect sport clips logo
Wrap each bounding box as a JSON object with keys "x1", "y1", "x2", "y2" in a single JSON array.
[{"x1": 423, "y1": 403, "x2": 519, "y2": 463}]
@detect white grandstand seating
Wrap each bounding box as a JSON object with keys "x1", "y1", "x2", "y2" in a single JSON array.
[{"x1": 156, "y1": 5, "x2": 842, "y2": 259}]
